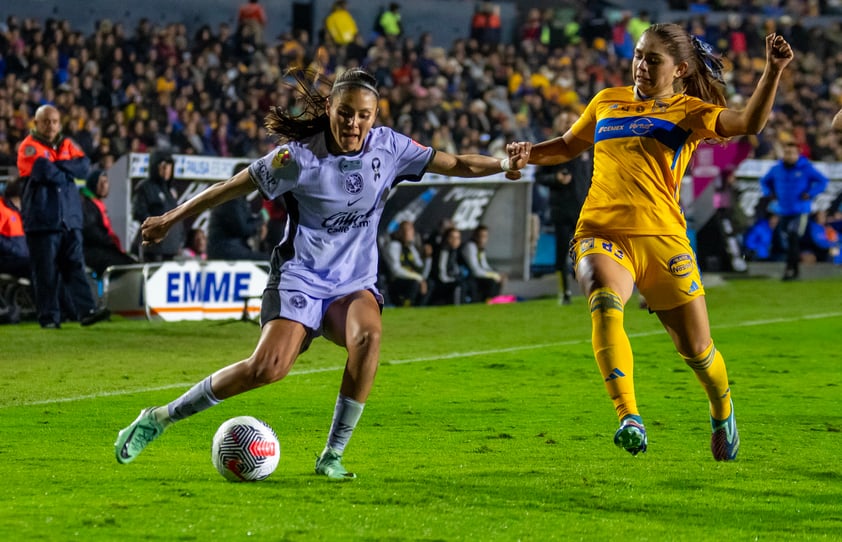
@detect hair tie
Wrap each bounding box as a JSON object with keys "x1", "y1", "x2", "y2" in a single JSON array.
[{"x1": 691, "y1": 36, "x2": 724, "y2": 84}]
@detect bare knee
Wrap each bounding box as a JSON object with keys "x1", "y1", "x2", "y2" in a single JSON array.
[
  {"x1": 244, "y1": 351, "x2": 294, "y2": 387},
  {"x1": 680, "y1": 339, "x2": 714, "y2": 361},
  {"x1": 349, "y1": 326, "x2": 381, "y2": 352}
]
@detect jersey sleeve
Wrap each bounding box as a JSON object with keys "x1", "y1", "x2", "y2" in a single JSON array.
[
  {"x1": 248, "y1": 144, "x2": 301, "y2": 200},
  {"x1": 570, "y1": 89, "x2": 604, "y2": 144},
  {"x1": 685, "y1": 98, "x2": 726, "y2": 140},
  {"x1": 389, "y1": 130, "x2": 435, "y2": 183}
]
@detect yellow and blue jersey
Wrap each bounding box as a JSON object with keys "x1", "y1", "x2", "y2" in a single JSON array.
[{"x1": 572, "y1": 86, "x2": 725, "y2": 237}]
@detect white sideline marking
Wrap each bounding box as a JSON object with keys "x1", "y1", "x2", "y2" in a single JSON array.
[{"x1": 5, "y1": 311, "x2": 842, "y2": 409}]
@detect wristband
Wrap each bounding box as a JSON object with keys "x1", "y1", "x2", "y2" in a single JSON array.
[{"x1": 500, "y1": 157, "x2": 512, "y2": 172}]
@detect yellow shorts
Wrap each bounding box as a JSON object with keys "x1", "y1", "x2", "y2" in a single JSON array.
[{"x1": 571, "y1": 234, "x2": 705, "y2": 311}]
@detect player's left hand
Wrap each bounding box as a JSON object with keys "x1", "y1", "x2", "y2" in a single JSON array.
[{"x1": 765, "y1": 33, "x2": 793, "y2": 72}]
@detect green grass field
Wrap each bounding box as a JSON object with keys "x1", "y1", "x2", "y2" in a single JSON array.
[{"x1": 1, "y1": 276, "x2": 841, "y2": 541}]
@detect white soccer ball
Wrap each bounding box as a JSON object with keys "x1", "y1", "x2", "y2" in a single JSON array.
[{"x1": 211, "y1": 416, "x2": 280, "y2": 482}]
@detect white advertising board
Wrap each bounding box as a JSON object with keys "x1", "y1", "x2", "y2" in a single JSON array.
[{"x1": 104, "y1": 260, "x2": 269, "y2": 321}]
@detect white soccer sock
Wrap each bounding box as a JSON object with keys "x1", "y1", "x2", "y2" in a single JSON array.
[
  {"x1": 325, "y1": 394, "x2": 365, "y2": 455},
  {"x1": 165, "y1": 376, "x2": 221, "y2": 423}
]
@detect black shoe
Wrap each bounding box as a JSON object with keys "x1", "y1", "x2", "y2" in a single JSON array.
[
  {"x1": 782, "y1": 268, "x2": 799, "y2": 281},
  {"x1": 41, "y1": 322, "x2": 61, "y2": 329},
  {"x1": 81, "y1": 308, "x2": 111, "y2": 327}
]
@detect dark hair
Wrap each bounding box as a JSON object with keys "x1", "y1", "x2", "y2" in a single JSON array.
[
  {"x1": 642, "y1": 23, "x2": 727, "y2": 106},
  {"x1": 264, "y1": 68, "x2": 380, "y2": 144},
  {"x1": 186, "y1": 228, "x2": 206, "y2": 250},
  {"x1": 4, "y1": 178, "x2": 23, "y2": 199}
]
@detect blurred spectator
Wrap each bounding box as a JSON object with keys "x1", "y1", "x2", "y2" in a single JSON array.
[
  {"x1": 182, "y1": 227, "x2": 208, "y2": 260},
  {"x1": 237, "y1": 0, "x2": 267, "y2": 46},
  {"x1": 324, "y1": 0, "x2": 359, "y2": 46},
  {"x1": 131, "y1": 150, "x2": 184, "y2": 261},
  {"x1": 384, "y1": 220, "x2": 430, "y2": 307},
  {"x1": 611, "y1": 12, "x2": 634, "y2": 60},
  {"x1": 207, "y1": 164, "x2": 268, "y2": 261},
  {"x1": 803, "y1": 209, "x2": 841, "y2": 264},
  {"x1": 470, "y1": 2, "x2": 502, "y2": 48},
  {"x1": 429, "y1": 226, "x2": 466, "y2": 306},
  {"x1": 462, "y1": 224, "x2": 505, "y2": 303},
  {"x1": 743, "y1": 211, "x2": 779, "y2": 262},
  {"x1": 375, "y1": 3, "x2": 403, "y2": 42},
  {"x1": 423, "y1": 217, "x2": 455, "y2": 258},
  {"x1": 759, "y1": 139, "x2": 829, "y2": 280},
  {"x1": 533, "y1": 107, "x2": 591, "y2": 305},
  {"x1": 17, "y1": 105, "x2": 109, "y2": 328},
  {"x1": 80, "y1": 168, "x2": 137, "y2": 276},
  {"x1": 259, "y1": 195, "x2": 288, "y2": 252},
  {"x1": 627, "y1": 10, "x2": 652, "y2": 42},
  {"x1": 0, "y1": 179, "x2": 30, "y2": 279}
]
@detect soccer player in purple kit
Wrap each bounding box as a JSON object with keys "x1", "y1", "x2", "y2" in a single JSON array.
[{"x1": 114, "y1": 68, "x2": 524, "y2": 480}]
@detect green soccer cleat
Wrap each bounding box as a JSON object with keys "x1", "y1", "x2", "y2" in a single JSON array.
[
  {"x1": 315, "y1": 447, "x2": 356, "y2": 481},
  {"x1": 614, "y1": 414, "x2": 648, "y2": 456},
  {"x1": 710, "y1": 400, "x2": 740, "y2": 461},
  {"x1": 115, "y1": 407, "x2": 165, "y2": 464}
]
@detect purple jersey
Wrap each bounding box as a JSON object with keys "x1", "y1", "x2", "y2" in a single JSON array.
[{"x1": 249, "y1": 126, "x2": 434, "y2": 297}]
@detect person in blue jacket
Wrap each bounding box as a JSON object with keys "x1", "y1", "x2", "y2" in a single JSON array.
[
  {"x1": 758, "y1": 139, "x2": 828, "y2": 280},
  {"x1": 743, "y1": 211, "x2": 778, "y2": 261}
]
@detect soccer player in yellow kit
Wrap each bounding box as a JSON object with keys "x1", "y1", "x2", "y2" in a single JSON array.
[{"x1": 508, "y1": 24, "x2": 793, "y2": 460}]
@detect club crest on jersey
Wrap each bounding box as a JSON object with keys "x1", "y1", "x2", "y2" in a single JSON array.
[
  {"x1": 669, "y1": 254, "x2": 694, "y2": 277},
  {"x1": 344, "y1": 173, "x2": 364, "y2": 194},
  {"x1": 272, "y1": 148, "x2": 292, "y2": 169},
  {"x1": 579, "y1": 238, "x2": 595, "y2": 253},
  {"x1": 290, "y1": 294, "x2": 307, "y2": 309}
]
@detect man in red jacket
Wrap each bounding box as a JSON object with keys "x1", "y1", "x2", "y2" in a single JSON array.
[{"x1": 17, "y1": 104, "x2": 110, "y2": 328}]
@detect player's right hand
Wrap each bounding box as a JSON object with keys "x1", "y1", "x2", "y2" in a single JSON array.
[{"x1": 141, "y1": 215, "x2": 170, "y2": 246}]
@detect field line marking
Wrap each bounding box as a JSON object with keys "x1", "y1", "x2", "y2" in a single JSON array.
[{"x1": 5, "y1": 311, "x2": 842, "y2": 409}]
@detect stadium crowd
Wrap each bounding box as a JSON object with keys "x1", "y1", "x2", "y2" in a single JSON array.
[{"x1": 3, "y1": 4, "x2": 842, "y2": 173}]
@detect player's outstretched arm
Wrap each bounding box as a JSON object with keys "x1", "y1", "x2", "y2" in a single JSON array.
[
  {"x1": 141, "y1": 168, "x2": 255, "y2": 246},
  {"x1": 509, "y1": 131, "x2": 591, "y2": 168},
  {"x1": 427, "y1": 150, "x2": 523, "y2": 179},
  {"x1": 717, "y1": 33, "x2": 793, "y2": 138}
]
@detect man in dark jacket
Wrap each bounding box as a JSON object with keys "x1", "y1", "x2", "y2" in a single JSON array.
[
  {"x1": 207, "y1": 163, "x2": 268, "y2": 260},
  {"x1": 81, "y1": 169, "x2": 137, "y2": 276},
  {"x1": 131, "y1": 150, "x2": 185, "y2": 261},
  {"x1": 16, "y1": 105, "x2": 110, "y2": 328},
  {"x1": 0, "y1": 179, "x2": 30, "y2": 279},
  {"x1": 534, "y1": 107, "x2": 592, "y2": 304}
]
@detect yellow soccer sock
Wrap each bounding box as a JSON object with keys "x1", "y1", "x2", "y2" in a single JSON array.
[
  {"x1": 589, "y1": 287, "x2": 637, "y2": 420},
  {"x1": 683, "y1": 342, "x2": 732, "y2": 420}
]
